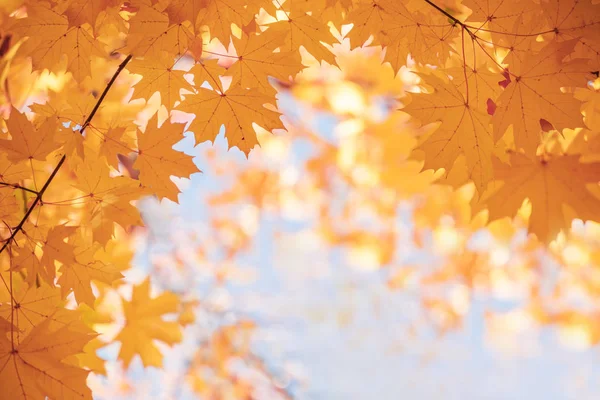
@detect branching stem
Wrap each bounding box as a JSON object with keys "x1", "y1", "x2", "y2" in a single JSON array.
[{"x1": 0, "y1": 54, "x2": 133, "y2": 255}]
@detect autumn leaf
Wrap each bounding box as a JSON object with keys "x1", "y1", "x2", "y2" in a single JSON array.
[
  {"x1": 0, "y1": 279, "x2": 81, "y2": 336},
  {"x1": 404, "y1": 71, "x2": 495, "y2": 191},
  {"x1": 63, "y1": 0, "x2": 119, "y2": 30},
  {"x1": 73, "y1": 154, "x2": 144, "y2": 244},
  {"x1": 346, "y1": 0, "x2": 458, "y2": 69},
  {"x1": 10, "y1": 3, "x2": 106, "y2": 80},
  {"x1": 128, "y1": 52, "x2": 194, "y2": 108},
  {"x1": 0, "y1": 317, "x2": 93, "y2": 400},
  {"x1": 134, "y1": 114, "x2": 199, "y2": 201},
  {"x1": 178, "y1": 84, "x2": 283, "y2": 155},
  {"x1": 127, "y1": 5, "x2": 195, "y2": 57},
  {"x1": 479, "y1": 151, "x2": 600, "y2": 242},
  {"x1": 492, "y1": 39, "x2": 592, "y2": 154},
  {"x1": 227, "y1": 32, "x2": 303, "y2": 94},
  {"x1": 1, "y1": 108, "x2": 60, "y2": 163},
  {"x1": 97, "y1": 126, "x2": 132, "y2": 169},
  {"x1": 0, "y1": 0, "x2": 599, "y2": 397},
  {"x1": 0, "y1": 189, "x2": 19, "y2": 225},
  {"x1": 116, "y1": 278, "x2": 182, "y2": 367},
  {"x1": 194, "y1": 0, "x2": 254, "y2": 44},
  {"x1": 267, "y1": 1, "x2": 338, "y2": 65},
  {"x1": 57, "y1": 231, "x2": 124, "y2": 305}
]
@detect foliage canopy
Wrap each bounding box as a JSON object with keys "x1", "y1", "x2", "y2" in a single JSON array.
[{"x1": 0, "y1": 0, "x2": 599, "y2": 398}]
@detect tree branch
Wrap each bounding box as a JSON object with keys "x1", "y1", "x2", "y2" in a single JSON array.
[
  {"x1": 423, "y1": 0, "x2": 465, "y2": 28},
  {"x1": 0, "y1": 54, "x2": 133, "y2": 255},
  {"x1": 0, "y1": 182, "x2": 38, "y2": 195}
]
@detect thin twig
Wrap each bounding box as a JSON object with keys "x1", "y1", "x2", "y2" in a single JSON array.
[
  {"x1": 0, "y1": 54, "x2": 133, "y2": 255},
  {"x1": 423, "y1": 0, "x2": 465, "y2": 28},
  {"x1": 0, "y1": 182, "x2": 38, "y2": 195}
]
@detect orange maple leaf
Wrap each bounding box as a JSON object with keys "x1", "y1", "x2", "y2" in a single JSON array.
[
  {"x1": 404, "y1": 72, "x2": 495, "y2": 191},
  {"x1": 179, "y1": 84, "x2": 283, "y2": 155},
  {"x1": 480, "y1": 152, "x2": 600, "y2": 242},
  {"x1": 227, "y1": 32, "x2": 303, "y2": 94},
  {"x1": 1, "y1": 108, "x2": 60, "y2": 163},
  {"x1": 73, "y1": 156, "x2": 144, "y2": 244},
  {"x1": 134, "y1": 115, "x2": 200, "y2": 201},
  {"x1": 127, "y1": 6, "x2": 195, "y2": 57},
  {"x1": 493, "y1": 39, "x2": 592, "y2": 154},
  {"x1": 116, "y1": 278, "x2": 182, "y2": 367},
  {"x1": 128, "y1": 52, "x2": 194, "y2": 108},
  {"x1": 0, "y1": 317, "x2": 93, "y2": 400}
]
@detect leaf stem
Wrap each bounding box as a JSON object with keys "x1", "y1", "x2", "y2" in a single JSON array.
[{"x1": 0, "y1": 54, "x2": 133, "y2": 255}]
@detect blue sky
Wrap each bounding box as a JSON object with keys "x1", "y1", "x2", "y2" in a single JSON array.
[{"x1": 93, "y1": 94, "x2": 600, "y2": 400}]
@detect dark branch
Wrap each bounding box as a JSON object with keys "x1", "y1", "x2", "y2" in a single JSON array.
[
  {"x1": 0, "y1": 182, "x2": 38, "y2": 195},
  {"x1": 0, "y1": 54, "x2": 133, "y2": 255}
]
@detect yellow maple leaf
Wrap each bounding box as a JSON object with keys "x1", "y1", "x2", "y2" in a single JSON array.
[
  {"x1": 10, "y1": 223, "x2": 73, "y2": 286},
  {"x1": 116, "y1": 278, "x2": 182, "y2": 367},
  {"x1": 404, "y1": 71, "x2": 495, "y2": 191},
  {"x1": 1, "y1": 108, "x2": 60, "y2": 163},
  {"x1": 194, "y1": 0, "x2": 254, "y2": 44},
  {"x1": 227, "y1": 32, "x2": 303, "y2": 94},
  {"x1": 346, "y1": 0, "x2": 457, "y2": 69},
  {"x1": 134, "y1": 114, "x2": 200, "y2": 201},
  {"x1": 128, "y1": 52, "x2": 194, "y2": 108},
  {"x1": 178, "y1": 84, "x2": 283, "y2": 155},
  {"x1": 73, "y1": 154, "x2": 144, "y2": 244},
  {"x1": 0, "y1": 317, "x2": 93, "y2": 400},
  {"x1": 57, "y1": 231, "x2": 124, "y2": 305},
  {"x1": 267, "y1": 1, "x2": 338, "y2": 65},
  {"x1": 479, "y1": 152, "x2": 600, "y2": 242},
  {"x1": 0, "y1": 279, "x2": 82, "y2": 336},
  {"x1": 10, "y1": 3, "x2": 105, "y2": 80},
  {"x1": 493, "y1": 39, "x2": 592, "y2": 154},
  {"x1": 127, "y1": 6, "x2": 195, "y2": 57},
  {"x1": 63, "y1": 0, "x2": 119, "y2": 30}
]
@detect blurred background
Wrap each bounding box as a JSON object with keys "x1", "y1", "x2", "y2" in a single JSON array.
[{"x1": 83, "y1": 44, "x2": 600, "y2": 399}]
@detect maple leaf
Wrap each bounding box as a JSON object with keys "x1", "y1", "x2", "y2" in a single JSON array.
[
  {"x1": 479, "y1": 152, "x2": 600, "y2": 242},
  {"x1": 96, "y1": 126, "x2": 133, "y2": 169},
  {"x1": 116, "y1": 278, "x2": 182, "y2": 367},
  {"x1": 178, "y1": 84, "x2": 283, "y2": 155},
  {"x1": 540, "y1": 0, "x2": 600, "y2": 62},
  {"x1": 134, "y1": 115, "x2": 200, "y2": 202},
  {"x1": 493, "y1": 39, "x2": 592, "y2": 154},
  {"x1": 0, "y1": 279, "x2": 81, "y2": 336},
  {"x1": 346, "y1": 0, "x2": 458, "y2": 69},
  {"x1": 267, "y1": 1, "x2": 338, "y2": 65},
  {"x1": 0, "y1": 108, "x2": 60, "y2": 163},
  {"x1": 128, "y1": 52, "x2": 194, "y2": 108},
  {"x1": 127, "y1": 6, "x2": 195, "y2": 57},
  {"x1": 29, "y1": 81, "x2": 97, "y2": 126},
  {"x1": 10, "y1": 3, "x2": 105, "y2": 80},
  {"x1": 57, "y1": 231, "x2": 124, "y2": 305},
  {"x1": 463, "y1": 0, "x2": 541, "y2": 41},
  {"x1": 9, "y1": 3, "x2": 68, "y2": 56},
  {"x1": 0, "y1": 189, "x2": 19, "y2": 225},
  {"x1": 0, "y1": 154, "x2": 29, "y2": 183},
  {"x1": 1, "y1": 0, "x2": 600, "y2": 397},
  {"x1": 0, "y1": 317, "x2": 93, "y2": 400},
  {"x1": 73, "y1": 155, "x2": 144, "y2": 244},
  {"x1": 63, "y1": 0, "x2": 119, "y2": 30},
  {"x1": 10, "y1": 223, "x2": 72, "y2": 286},
  {"x1": 0, "y1": 156, "x2": 27, "y2": 225},
  {"x1": 227, "y1": 32, "x2": 303, "y2": 94},
  {"x1": 194, "y1": 0, "x2": 254, "y2": 44},
  {"x1": 163, "y1": 0, "x2": 205, "y2": 27},
  {"x1": 403, "y1": 72, "x2": 495, "y2": 191}
]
